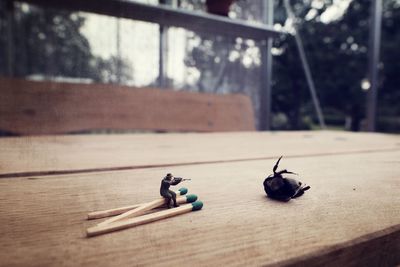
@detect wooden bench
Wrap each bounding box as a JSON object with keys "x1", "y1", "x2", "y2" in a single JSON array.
[
  {"x1": 0, "y1": 77, "x2": 255, "y2": 135},
  {"x1": 0, "y1": 131, "x2": 399, "y2": 266}
]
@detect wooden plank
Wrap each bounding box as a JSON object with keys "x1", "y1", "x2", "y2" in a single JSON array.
[
  {"x1": 278, "y1": 225, "x2": 400, "y2": 267},
  {"x1": 0, "y1": 131, "x2": 399, "y2": 177},
  {"x1": 0, "y1": 77, "x2": 255, "y2": 135},
  {"x1": 0, "y1": 151, "x2": 399, "y2": 266}
]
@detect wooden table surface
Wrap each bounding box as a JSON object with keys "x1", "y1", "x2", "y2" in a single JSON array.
[{"x1": 0, "y1": 131, "x2": 399, "y2": 266}]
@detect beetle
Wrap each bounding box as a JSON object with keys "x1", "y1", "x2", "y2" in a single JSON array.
[{"x1": 263, "y1": 156, "x2": 310, "y2": 201}]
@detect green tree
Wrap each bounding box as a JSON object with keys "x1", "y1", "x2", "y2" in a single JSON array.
[
  {"x1": 378, "y1": 0, "x2": 400, "y2": 131},
  {"x1": 272, "y1": 0, "x2": 370, "y2": 130},
  {"x1": 1, "y1": 3, "x2": 132, "y2": 84},
  {"x1": 273, "y1": 0, "x2": 400, "y2": 132},
  {"x1": 181, "y1": 0, "x2": 400, "y2": 131}
]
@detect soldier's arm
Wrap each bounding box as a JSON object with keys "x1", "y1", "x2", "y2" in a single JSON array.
[{"x1": 170, "y1": 177, "x2": 183, "y2": 185}]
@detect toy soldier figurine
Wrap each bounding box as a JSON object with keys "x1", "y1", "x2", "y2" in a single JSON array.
[{"x1": 160, "y1": 173, "x2": 181, "y2": 208}]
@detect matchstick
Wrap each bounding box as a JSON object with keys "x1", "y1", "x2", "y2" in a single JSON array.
[
  {"x1": 87, "y1": 201, "x2": 203, "y2": 237},
  {"x1": 97, "y1": 194, "x2": 198, "y2": 226},
  {"x1": 87, "y1": 188, "x2": 188, "y2": 220}
]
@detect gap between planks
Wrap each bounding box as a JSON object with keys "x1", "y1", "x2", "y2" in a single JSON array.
[{"x1": 1, "y1": 147, "x2": 399, "y2": 179}]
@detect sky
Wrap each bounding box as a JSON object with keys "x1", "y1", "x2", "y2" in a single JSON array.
[
  {"x1": 81, "y1": 14, "x2": 187, "y2": 87},
  {"x1": 80, "y1": 0, "x2": 188, "y2": 87}
]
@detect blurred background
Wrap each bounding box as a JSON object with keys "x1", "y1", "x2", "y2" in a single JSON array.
[{"x1": 1, "y1": 0, "x2": 399, "y2": 133}]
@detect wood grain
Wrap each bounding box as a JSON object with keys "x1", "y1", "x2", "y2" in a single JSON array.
[
  {"x1": 0, "y1": 77, "x2": 255, "y2": 135},
  {"x1": 1, "y1": 130, "x2": 399, "y2": 177},
  {"x1": 0, "y1": 150, "x2": 399, "y2": 266}
]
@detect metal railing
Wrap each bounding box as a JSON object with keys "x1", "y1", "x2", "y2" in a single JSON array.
[{"x1": 16, "y1": 0, "x2": 280, "y2": 40}]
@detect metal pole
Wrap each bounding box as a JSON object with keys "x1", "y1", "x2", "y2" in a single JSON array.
[
  {"x1": 366, "y1": 0, "x2": 382, "y2": 132},
  {"x1": 116, "y1": 19, "x2": 121, "y2": 84},
  {"x1": 159, "y1": 25, "x2": 166, "y2": 87},
  {"x1": 284, "y1": 0, "x2": 326, "y2": 129},
  {"x1": 158, "y1": 0, "x2": 171, "y2": 88},
  {"x1": 6, "y1": 0, "x2": 14, "y2": 77},
  {"x1": 260, "y1": 0, "x2": 274, "y2": 130}
]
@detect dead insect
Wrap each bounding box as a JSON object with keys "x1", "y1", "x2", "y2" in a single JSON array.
[{"x1": 263, "y1": 156, "x2": 310, "y2": 201}]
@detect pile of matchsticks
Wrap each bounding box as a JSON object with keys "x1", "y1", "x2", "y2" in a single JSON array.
[{"x1": 86, "y1": 188, "x2": 203, "y2": 237}]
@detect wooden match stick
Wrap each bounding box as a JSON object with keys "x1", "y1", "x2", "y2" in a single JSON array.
[
  {"x1": 97, "y1": 194, "x2": 197, "y2": 226},
  {"x1": 87, "y1": 201, "x2": 203, "y2": 237},
  {"x1": 87, "y1": 188, "x2": 188, "y2": 220}
]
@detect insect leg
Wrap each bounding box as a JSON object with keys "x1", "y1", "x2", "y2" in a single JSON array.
[
  {"x1": 277, "y1": 169, "x2": 298, "y2": 175},
  {"x1": 273, "y1": 156, "x2": 283, "y2": 173},
  {"x1": 302, "y1": 185, "x2": 310, "y2": 191}
]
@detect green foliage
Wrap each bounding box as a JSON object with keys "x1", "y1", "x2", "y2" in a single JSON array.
[
  {"x1": 0, "y1": 1, "x2": 10, "y2": 75},
  {"x1": 272, "y1": 0, "x2": 400, "y2": 132},
  {"x1": 0, "y1": 3, "x2": 132, "y2": 83},
  {"x1": 380, "y1": 0, "x2": 400, "y2": 118}
]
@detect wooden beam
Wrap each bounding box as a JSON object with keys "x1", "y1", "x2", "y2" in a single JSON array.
[{"x1": 0, "y1": 78, "x2": 255, "y2": 135}]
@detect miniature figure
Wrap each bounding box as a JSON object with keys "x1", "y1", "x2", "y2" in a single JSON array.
[
  {"x1": 160, "y1": 173, "x2": 191, "y2": 208},
  {"x1": 263, "y1": 156, "x2": 310, "y2": 201}
]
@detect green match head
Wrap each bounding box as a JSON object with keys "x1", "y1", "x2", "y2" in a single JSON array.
[
  {"x1": 191, "y1": 201, "x2": 203, "y2": 211},
  {"x1": 178, "y1": 187, "x2": 188, "y2": 195},
  {"x1": 185, "y1": 194, "x2": 198, "y2": 203}
]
